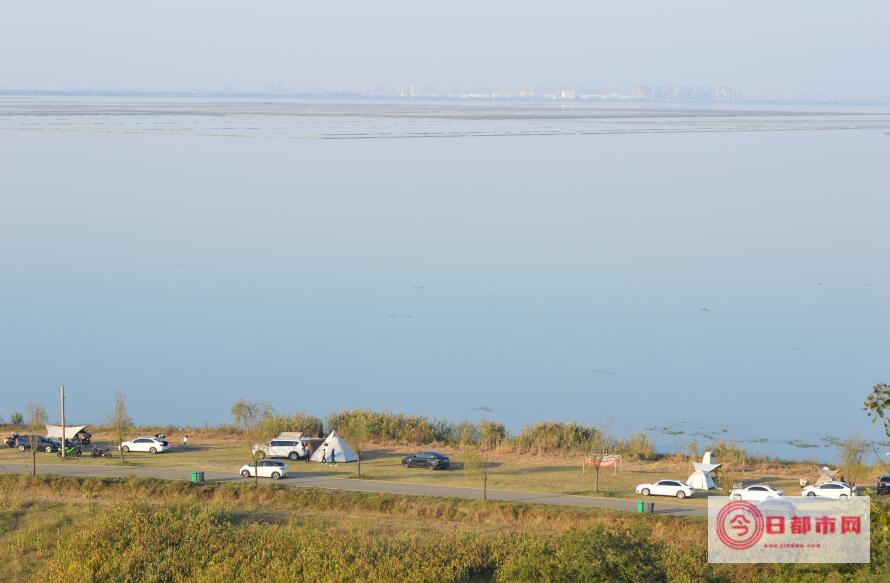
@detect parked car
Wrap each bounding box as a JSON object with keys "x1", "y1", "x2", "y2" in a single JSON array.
[
  {"x1": 401, "y1": 451, "x2": 450, "y2": 470},
  {"x1": 759, "y1": 496, "x2": 797, "y2": 518},
  {"x1": 877, "y1": 474, "x2": 890, "y2": 496},
  {"x1": 802, "y1": 481, "x2": 855, "y2": 499},
  {"x1": 252, "y1": 438, "x2": 307, "y2": 461},
  {"x1": 635, "y1": 480, "x2": 695, "y2": 499},
  {"x1": 14, "y1": 435, "x2": 61, "y2": 453},
  {"x1": 240, "y1": 459, "x2": 288, "y2": 480},
  {"x1": 120, "y1": 436, "x2": 169, "y2": 454},
  {"x1": 730, "y1": 484, "x2": 784, "y2": 501}
]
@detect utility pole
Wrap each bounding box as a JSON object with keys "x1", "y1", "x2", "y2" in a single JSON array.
[{"x1": 60, "y1": 384, "x2": 66, "y2": 458}]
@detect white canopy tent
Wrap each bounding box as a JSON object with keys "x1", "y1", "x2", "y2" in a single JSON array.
[
  {"x1": 687, "y1": 452, "x2": 721, "y2": 490},
  {"x1": 309, "y1": 431, "x2": 358, "y2": 463},
  {"x1": 45, "y1": 425, "x2": 88, "y2": 440}
]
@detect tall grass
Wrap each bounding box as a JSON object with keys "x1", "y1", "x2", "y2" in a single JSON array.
[
  {"x1": 327, "y1": 409, "x2": 453, "y2": 444},
  {"x1": 256, "y1": 413, "x2": 325, "y2": 439},
  {"x1": 513, "y1": 422, "x2": 599, "y2": 454},
  {"x1": 615, "y1": 432, "x2": 657, "y2": 460}
]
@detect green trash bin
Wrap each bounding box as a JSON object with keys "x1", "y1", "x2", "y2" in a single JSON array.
[
  {"x1": 637, "y1": 501, "x2": 645, "y2": 513},
  {"x1": 191, "y1": 471, "x2": 205, "y2": 484}
]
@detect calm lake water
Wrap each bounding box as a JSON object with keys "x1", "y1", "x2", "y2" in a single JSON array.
[{"x1": 1, "y1": 96, "x2": 888, "y2": 461}]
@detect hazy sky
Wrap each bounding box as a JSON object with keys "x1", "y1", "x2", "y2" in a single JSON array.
[{"x1": 3, "y1": 1, "x2": 889, "y2": 96}]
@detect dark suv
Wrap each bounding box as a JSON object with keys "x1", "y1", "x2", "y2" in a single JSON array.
[
  {"x1": 15, "y1": 435, "x2": 61, "y2": 453},
  {"x1": 878, "y1": 474, "x2": 890, "y2": 496},
  {"x1": 401, "y1": 451, "x2": 450, "y2": 470}
]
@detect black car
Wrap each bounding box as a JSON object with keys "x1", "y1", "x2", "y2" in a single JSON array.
[
  {"x1": 878, "y1": 474, "x2": 890, "y2": 496},
  {"x1": 402, "y1": 451, "x2": 450, "y2": 470},
  {"x1": 14, "y1": 435, "x2": 61, "y2": 453}
]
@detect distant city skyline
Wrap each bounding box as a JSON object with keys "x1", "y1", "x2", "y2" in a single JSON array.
[{"x1": 2, "y1": 83, "x2": 888, "y2": 105}]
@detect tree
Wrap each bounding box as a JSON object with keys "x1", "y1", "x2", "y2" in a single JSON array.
[
  {"x1": 25, "y1": 403, "x2": 47, "y2": 477},
  {"x1": 462, "y1": 443, "x2": 488, "y2": 501},
  {"x1": 585, "y1": 420, "x2": 616, "y2": 494},
  {"x1": 244, "y1": 416, "x2": 265, "y2": 486},
  {"x1": 865, "y1": 383, "x2": 890, "y2": 437},
  {"x1": 231, "y1": 400, "x2": 260, "y2": 431},
  {"x1": 339, "y1": 418, "x2": 370, "y2": 477},
  {"x1": 839, "y1": 436, "x2": 869, "y2": 487},
  {"x1": 10, "y1": 412, "x2": 23, "y2": 426},
  {"x1": 109, "y1": 392, "x2": 133, "y2": 464}
]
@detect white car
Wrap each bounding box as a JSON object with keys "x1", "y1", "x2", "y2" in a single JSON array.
[
  {"x1": 802, "y1": 481, "x2": 855, "y2": 499},
  {"x1": 636, "y1": 480, "x2": 695, "y2": 499},
  {"x1": 240, "y1": 459, "x2": 288, "y2": 480},
  {"x1": 120, "y1": 436, "x2": 169, "y2": 454},
  {"x1": 730, "y1": 484, "x2": 784, "y2": 501},
  {"x1": 252, "y1": 438, "x2": 307, "y2": 461}
]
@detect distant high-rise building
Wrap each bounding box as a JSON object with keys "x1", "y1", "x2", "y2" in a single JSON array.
[
  {"x1": 632, "y1": 86, "x2": 652, "y2": 100},
  {"x1": 560, "y1": 89, "x2": 577, "y2": 99},
  {"x1": 631, "y1": 84, "x2": 734, "y2": 103},
  {"x1": 715, "y1": 86, "x2": 735, "y2": 102},
  {"x1": 399, "y1": 85, "x2": 419, "y2": 98}
]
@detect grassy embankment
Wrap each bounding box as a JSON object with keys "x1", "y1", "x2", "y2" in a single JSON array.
[
  {"x1": 0, "y1": 474, "x2": 887, "y2": 582},
  {"x1": 0, "y1": 433, "x2": 821, "y2": 504},
  {"x1": 3, "y1": 409, "x2": 880, "y2": 503}
]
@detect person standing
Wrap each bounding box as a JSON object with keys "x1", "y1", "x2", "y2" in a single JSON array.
[
  {"x1": 330, "y1": 448, "x2": 336, "y2": 466},
  {"x1": 182, "y1": 435, "x2": 188, "y2": 448},
  {"x1": 320, "y1": 448, "x2": 326, "y2": 465}
]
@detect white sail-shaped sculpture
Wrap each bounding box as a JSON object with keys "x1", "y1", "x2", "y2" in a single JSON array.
[{"x1": 687, "y1": 452, "x2": 721, "y2": 490}]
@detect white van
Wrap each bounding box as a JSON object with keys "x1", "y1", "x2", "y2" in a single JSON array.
[{"x1": 252, "y1": 438, "x2": 307, "y2": 461}]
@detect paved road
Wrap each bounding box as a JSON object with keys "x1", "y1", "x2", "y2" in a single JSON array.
[{"x1": 0, "y1": 463, "x2": 706, "y2": 517}]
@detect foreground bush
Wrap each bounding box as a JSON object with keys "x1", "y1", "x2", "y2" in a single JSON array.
[
  {"x1": 43, "y1": 504, "x2": 681, "y2": 583},
  {"x1": 43, "y1": 503, "x2": 498, "y2": 583},
  {"x1": 498, "y1": 525, "x2": 668, "y2": 582},
  {"x1": 15, "y1": 475, "x2": 889, "y2": 583}
]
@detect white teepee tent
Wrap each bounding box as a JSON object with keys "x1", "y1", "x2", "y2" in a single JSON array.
[{"x1": 309, "y1": 430, "x2": 358, "y2": 463}]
